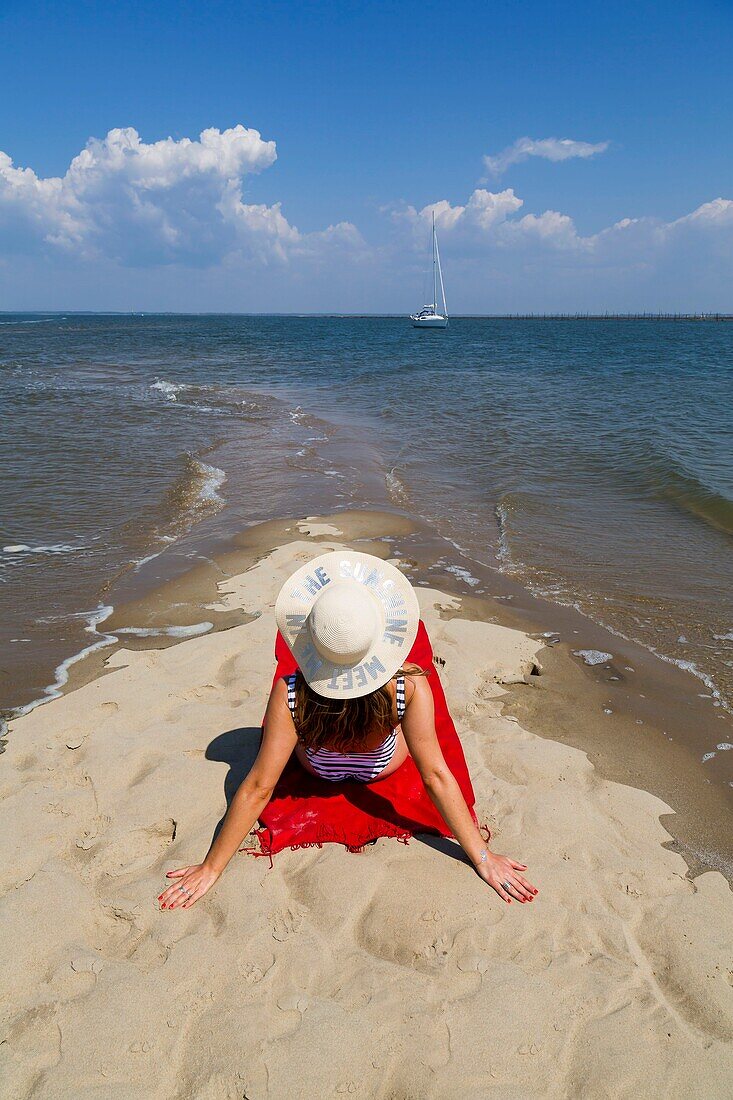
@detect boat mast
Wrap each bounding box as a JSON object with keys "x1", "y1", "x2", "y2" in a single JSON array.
[
  {"x1": 435, "y1": 230, "x2": 447, "y2": 317},
  {"x1": 432, "y1": 211, "x2": 438, "y2": 312}
]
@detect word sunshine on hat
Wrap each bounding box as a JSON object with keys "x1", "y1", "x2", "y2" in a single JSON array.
[{"x1": 274, "y1": 550, "x2": 420, "y2": 699}]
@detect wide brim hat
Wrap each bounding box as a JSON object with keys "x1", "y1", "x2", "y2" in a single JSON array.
[{"x1": 275, "y1": 550, "x2": 420, "y2": 699}]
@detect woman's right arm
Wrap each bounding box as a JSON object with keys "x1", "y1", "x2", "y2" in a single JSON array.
[{"x1": 158, "y1": 678, "x2": 298, "y2": 911}]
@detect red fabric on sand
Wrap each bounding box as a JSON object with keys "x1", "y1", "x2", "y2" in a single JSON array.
[{"x1": 248, "y1": 620, "x2": 480, "y2": 857}]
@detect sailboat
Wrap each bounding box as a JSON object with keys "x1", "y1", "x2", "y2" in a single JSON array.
[{"x1": 411, "y1": 211, "x2": 448, "y2": 328}]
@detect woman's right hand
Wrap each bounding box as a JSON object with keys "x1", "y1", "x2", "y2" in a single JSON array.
[
  {"x1": 158, "y1": 862, "x2": 221, "y2": 911},
  {"x1": 476, "y1": 851, "x2": 538, "y2": 904}
]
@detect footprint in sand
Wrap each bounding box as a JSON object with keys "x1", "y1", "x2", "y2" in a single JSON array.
[
  {"x1": 425, "y1": 932, "x2": 454, "y2": 960},
  {"x1": 215, "y1": 654, "x2": 243, "y2": 687},
  {"x1": 457, "y1": 953, "x2": 491, "y2": 975},
  {"x1": 180, "y1": 684, "x2": 219, "y2": 702},
  {"x1": 14, "y1": 753, "x2": 40, "y2": 772},
  {"x1": 129, "y1": 752, "x2": 165, "y2": 786},
  {"x1": 70, "y1": 953, "x2": 104, "y2": 975},
  {"x1": 228, "y1": 692, "x2": 251, "y2": 708},
  {"x1": 271, "y1": 904, "x2": 307, "y2": 942},
  {"x1": 88, "y1": 818, "x2": 177, "y2": 878},
  {"x1": 127, "y1": 938, "x2": 171, "y2": 973},
  {"x1": 128, "y1": 1039, "x2": 153, "y2": 1054},
  {"x1": 236, "y1": 952, "x2": 274, "y2": 985},
  {"x1": 44, "y1": 802, "x2": 71, "y2": 817},
  {"x1": 93, "y1": 904, "x2": 146, "y2": 961},
  {"x1": 241, "y1": 962, "x2": 266, "y2": 985}
]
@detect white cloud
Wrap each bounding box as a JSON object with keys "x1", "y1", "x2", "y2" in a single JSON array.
[
  {"x1": 397, "y1": 188, "x2": 584, "y2": 252},
  {"x1": 1, "y1": 126, "x2": 731, "y2": 312},
  {"x1": 510, "y1": 210, "x2": 581, "y2": 248},
  {"x1": 398, "y1": 188, "x2": 524, "y2": 240},
  {"x1": 294, "y1": 220, "x2": 365, "y2": 256},
  {"x1": 670, "y1": 197, "x2": 733, "y2": 229},
  {"x1": 0, "y1": 126, "x2": 362, "y2": 266},
  {"x1": 394, "y1": 187, "x2": 733, "y2": 280},
  {"x1": 583, "y1": 198, "x2": 733, "y2": 261},
  {"x1": 380, "y1": 187, "x2": 733, "y2": 313},
  {"x1": 483, "y1": 136, "x2": 609, "y2": 176}
]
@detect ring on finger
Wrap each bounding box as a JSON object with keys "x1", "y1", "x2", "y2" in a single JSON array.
[{"x1": 502, "y1": 880, "x2": 513, "y2": 893}]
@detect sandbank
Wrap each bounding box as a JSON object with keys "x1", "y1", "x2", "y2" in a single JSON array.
[{"x1": 1, "y1": 522, "x2": 732, "y2": 1098}]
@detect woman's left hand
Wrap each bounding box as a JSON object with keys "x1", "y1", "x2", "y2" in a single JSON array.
[
  {"x1": 476, "y1": 852, "x2": 538, "y2": 904},
  {"x1": 157, "y1": 863, "x2": 221, "y2": 911}
]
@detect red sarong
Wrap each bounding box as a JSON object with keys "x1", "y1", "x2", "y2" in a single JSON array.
[{"x1": 248, "y1": 620, "x2": 479, "y2": 858}]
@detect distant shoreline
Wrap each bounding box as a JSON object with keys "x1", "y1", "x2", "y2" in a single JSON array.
[{"x1": 1, "y1": 311, "x2": 732, "y2": 320}]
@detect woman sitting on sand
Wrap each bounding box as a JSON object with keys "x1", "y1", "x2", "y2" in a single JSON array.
[{"x1": 158, "y1": 551, "x2": 538, "y2": 911}]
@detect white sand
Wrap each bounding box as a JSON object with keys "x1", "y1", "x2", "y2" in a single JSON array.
[{"x1": 1, "y1": 536, "x2": 732, "y2": 1098}]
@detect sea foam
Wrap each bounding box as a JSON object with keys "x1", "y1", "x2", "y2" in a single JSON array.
[{"x1": 573, "y1": 649, "x2": 614, "y2": 666}]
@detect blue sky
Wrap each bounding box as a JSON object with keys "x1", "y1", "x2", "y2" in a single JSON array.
[{"x1": 1, "y1": 0, "x2": 732, "y2": 312}]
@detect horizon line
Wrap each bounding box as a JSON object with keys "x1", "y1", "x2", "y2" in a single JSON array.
[{"x1": 2, "y1": 310, "x2": 732, "y2": 320}]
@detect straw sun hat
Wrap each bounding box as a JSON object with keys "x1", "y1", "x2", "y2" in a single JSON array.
[{"x1": 275, "y1": 550, "x2": 420, "y2": 699}]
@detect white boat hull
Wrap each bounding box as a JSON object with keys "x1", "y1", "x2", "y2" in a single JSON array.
[{"x1": 411, "y1": 314, "x2": 448, "y2": 328}]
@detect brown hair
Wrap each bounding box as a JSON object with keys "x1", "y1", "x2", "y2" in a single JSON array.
[{"x1": 293, "y1": 664, "x2": 428, "y2": 752}]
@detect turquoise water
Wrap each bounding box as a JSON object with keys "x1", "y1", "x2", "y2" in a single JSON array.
[{"x1": 1, "y1": 314, "x2": 732, "y2": 715}]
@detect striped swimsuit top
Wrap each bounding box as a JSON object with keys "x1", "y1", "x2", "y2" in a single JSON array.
[{"x1": 286, "y1": 674, "x2": 406, "y2": 783}]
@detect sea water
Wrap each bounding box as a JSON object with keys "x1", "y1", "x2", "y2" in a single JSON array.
[{"x1": 1, "y1": 313, "x2": 731, "y2": 721}]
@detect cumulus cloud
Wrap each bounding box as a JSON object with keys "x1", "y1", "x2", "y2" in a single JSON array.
[
  {"x1": 670, "y1": 197, "x2": 733, "y2": 230},
  {"x1": 397, "y1": 189, "x2": 524, "y2": 241},
  {"x1": 1, "y1": 124, "x2": 730, "y2": 311},
  {"x1": 510, "y1": 210, "x2": 581, "y2": 248},
  {"x1": 582, "y1": 197, "x2": 733, "y2": 258},
  {"x1": 397, "y1": 188, "x2": 583, "y2": 252},
  {"x1": 386, "y1": 186, "x2": 733, "y2": 313},
  {"x1": 0, "y1": 126, "x2": 362, "y2": 266},
  {"x1": 395, "y1": 187, "x2": 733, "y2": 272},
  {"x1": 483, "y1": 136, "x2": 609, "y2": 176}
]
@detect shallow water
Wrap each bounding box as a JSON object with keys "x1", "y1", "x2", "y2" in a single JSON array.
[{"x1": 1, "y1": 313, "x2": 731, "y2": 722}]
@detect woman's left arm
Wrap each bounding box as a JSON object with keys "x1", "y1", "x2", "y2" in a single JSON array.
[{"x1": 401, "y1": 675, "x2": 538, "y2": 904}]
